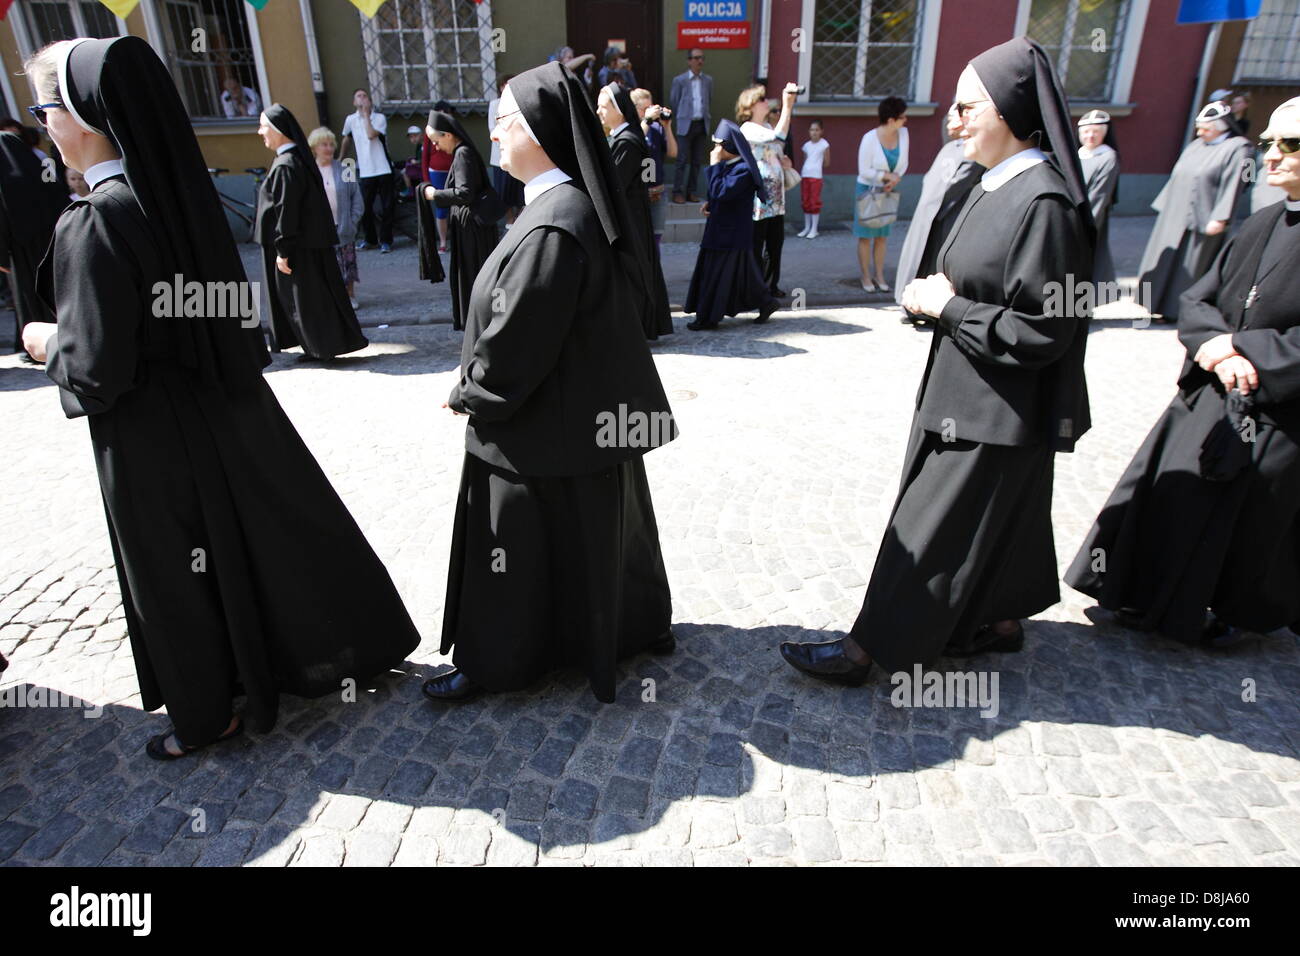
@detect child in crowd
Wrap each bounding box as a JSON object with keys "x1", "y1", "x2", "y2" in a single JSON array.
[{"x1": 797, "y1": 119, "x2": 829, "y2": 239}]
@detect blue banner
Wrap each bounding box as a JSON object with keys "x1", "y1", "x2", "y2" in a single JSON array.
[
  {"x1": 1177, "y1": 0, "x2": 1261, "y2": 23},
  {"x1": 684, "y1": 0, "x2": 746, "y2": 21}
]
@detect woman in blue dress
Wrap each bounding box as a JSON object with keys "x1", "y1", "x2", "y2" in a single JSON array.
[{"x1": 855, "y1": 97, "x2": 909, "y2": 292}]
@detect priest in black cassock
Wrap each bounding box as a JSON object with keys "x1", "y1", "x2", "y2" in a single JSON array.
[
  {"x1": 20, "y1": 36, "x2": 421, "y2": 758},
  {"x1": 0, "y1": 130, "x2": 66, "y2": 353},
  {"x1": 598, "y1": 82, "x2": 673, "y2": 339},
  {"x1": 1066, "y1": 97, "x2": 1300, "y2": 647},
  {"x1": 424, "y1": 62, "x2": 677, "y2": 705},
  {"x1": 422, "y1": 109, "x2": 499, "y2": 332},
  {"x1": 255, "y1": 103, "x2": 368, "y2": 359},
  {"x1": 683, "y1": 120, "x2": 778, "y2": 330},
  {"x1": 781, "y1": 37, "x2": 1094, "y2": 684},
  {"x1": 1137, "y1": 102, "x2": 1252, "y2": 322}
]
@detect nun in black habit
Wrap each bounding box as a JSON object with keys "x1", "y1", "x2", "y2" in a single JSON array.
[
  {"x1": 0, "y1": 130, "x2": 66, "y2": 352},
  {"x1": 597, "y1": 82, "x2": 673, "y2": 338},
  {"x1": 20, "y1": 36, "x2": 420, "y2": 758},
  {"x1": 424, "y1": 62, "x2": 677, "y2": 705},
  {"x1": 781, "y1": 37, "x2": 1094, "y2": 684},
  {"x1": 1066, "y1": 97, "x2": 1300, "y2": 647},
  {"x1": 255, "y1": 103, "x2": 367, "y2": 358},
  {"x1": 683, "y1": 120, "x2": 778, "y2": 330},
  {"x1": 422, "y1": 110, "x2": 499, "y2": 332}
]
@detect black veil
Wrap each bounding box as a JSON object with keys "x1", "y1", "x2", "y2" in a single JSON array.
[
  {"x1": 59, "y1": 35, "x2": 268, "y2": 380},
  {"x1": 428, "y1": 109, "x2": 489, "y2": 189},
  {"x1": 712, "y1": 119, "x2": 766, "y2": 198}
]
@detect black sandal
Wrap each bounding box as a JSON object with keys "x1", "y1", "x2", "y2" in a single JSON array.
[{"x1": 146, "y1": 717, "x2": 243, "y2": 761}]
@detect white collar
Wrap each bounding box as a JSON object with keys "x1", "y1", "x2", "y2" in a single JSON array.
[
  {"x1": 277, "y1": 142, "x2": 295, "y2": 154},
  {"x1": 1079, "y1": 143, "x2": 1113, "y2": 159},
  {"x1": 1286, "y1": 197, "x2": 1300, "y2": 212},
  {"x1": 609, "y1": 121, "x2": 630, "y2": 137},
  {"x1": 1207, "y1": 131, "x2": 1229, "y2": 146},
  {"x1": 523, "y1": 166, "x2": 573, "y2": 205},
  {"x1": 981, "y1": 146, "x2": 1047, "y2": 191},
  {"x1": 84, "y1": 158, "x2": 125, "y2": 191}
]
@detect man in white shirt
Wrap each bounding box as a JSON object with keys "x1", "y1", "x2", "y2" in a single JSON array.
[
  {"x1": 220, "y1": 75, "x2": 261, "y2": 118},
  {"x1": 340, "y1": 88, "x2": 394, "y2": 252}
]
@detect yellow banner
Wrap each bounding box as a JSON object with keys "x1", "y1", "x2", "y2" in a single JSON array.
[
  {"x1": 347, "y1": 0, "x2": 387, "y2": 17},
  {"x1": 98, "y1": 0, "x2": 141, "y2": 17}
]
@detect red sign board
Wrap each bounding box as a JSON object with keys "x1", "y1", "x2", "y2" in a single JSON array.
[{"x1": 677, "y1": 21, "x2": 750, "y2": 49}]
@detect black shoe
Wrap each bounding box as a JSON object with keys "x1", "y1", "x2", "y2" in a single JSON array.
[
  {"x1": 648, "y1": 629, "x2": 676, "y2": 655},
  {"x1": 772, "y1": 287, "x2": 788, "y2": 298},
  {"x1": 1112, "y1": 607, "x2": 1152, "y2": 631},
  {"x1": 421, "y1": 668, "x2": 484, "y2": 702},
  {"x1": 899, "y1": 313, "x2": 919, "y2": 325},
  {"x1": 686, "y1": 319, "x2": 716, "y2": 331},
  {"x1": 779, "y1": 639, "x2": 873, "y2": 686},
  {"x1": 1203, "y1": 616, "x2": 1251, "y2": 649},
  {"x1": 146, "y1": 717, "x2": 243, "y2": 761},
  {"x1": 754, "y1": 300, "x2": 777, "y2": 324},
  {"x1": 947, "y1": 622, "x2": 1024, "y2": 657}
]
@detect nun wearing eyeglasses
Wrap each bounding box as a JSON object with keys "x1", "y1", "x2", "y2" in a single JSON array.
[
  {"x1": 1077, "y1": 109, "x2": 1120, "y2": 285},
  {"x1": 1067, "y1": 98, "x2": 1300, "y2": 648},
  {"x1": 424, "y1": 63, "x2": 676, "y2": 705},
  {"x1": 780, "y1": 37, "x2": 1094, "y2": 684},
  {"x1": 1136, "y1": 101, "x2": 1252, "y2": 322},
  {"x1": 255, "y1": 103, "x2": 368, "y2": 358},
  {"x1": 19, "y1": 37, "x2": 420, "y2": 759},
  {"x1": 597, "y1": 82, "x2": 673, "y2": 339}
]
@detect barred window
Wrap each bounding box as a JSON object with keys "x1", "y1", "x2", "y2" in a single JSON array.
[
  {"x1": 809, "y1": 0, "x2": 925, "y2": 102},
  {"x1": 1235, "y1": 0, "x2": 1300, "y2": 84},
  {"x1": 360, "y1": 0, "x2": 497, "y2": 111},
  {"x1": 157, "y1": 0, "x2": 260, "y2": 121},
  {"x1": 1025, "y1": 0, "x2": 1131, "y2": 102},
  {"x1": 20, "y1": 0, "x2": 122, "y2": 46}
]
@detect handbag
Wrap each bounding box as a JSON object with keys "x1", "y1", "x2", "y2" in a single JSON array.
[
  {"x1": 782, "y1": 165, "x2": 801, "y2": 191},
  {"x1": 856, "y1": 186, "x2": 899, "y2": 229}
]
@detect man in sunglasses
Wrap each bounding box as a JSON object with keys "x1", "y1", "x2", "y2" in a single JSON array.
[{"x1": 669, "y1": 48, "x2": 712, "y2": 203}]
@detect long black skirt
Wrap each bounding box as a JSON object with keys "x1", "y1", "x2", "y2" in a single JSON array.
[
  {"x1": 93, "y1": 364, "x2": 421, "y2": 744},
  {"x1": 849, "y1": 416, "x2": 1059, "y2": 671},
  {"x1": 684, "y1": 246, "x2": 774, "y2": 328},
  {"x1": 448, "y1": 208, "x2": 500, "y2": 332},
  {"x1": 1065, "y1": 385, "x2": 1300, "y2": 641},
  {"x1": 263, "y1": 245, "x2": 367, "y2": 358},
  {"x1": 440, "y1": 452, "x2": 672, "y2": 702}
]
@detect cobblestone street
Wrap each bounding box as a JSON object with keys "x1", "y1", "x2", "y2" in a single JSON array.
[{"x1": 1, "y1": 223, "x2": 1298, "y2": 867}]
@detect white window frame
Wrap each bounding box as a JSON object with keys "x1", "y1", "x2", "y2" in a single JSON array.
[
  {"x1": 1233, "y1": 0, "x2": 1300, "y2": 84},
  {"x1": 796, "y1": 0, "x2": 943, "y2": 111},
  {"x1": 138, "y1": 0, "x2": 271, "y2": 126},
  {"x1": 1014, "y1": 0, "x2": 1150, "y2": 108},
  {"x1": 8, "y1": 0, "x2": 129, "y2": 100},
  {"x1": 359, "y1": 0, "x2": 497, "y2": 112}
]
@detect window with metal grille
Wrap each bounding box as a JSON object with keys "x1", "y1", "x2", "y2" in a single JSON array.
[
  {"x1": 20, "y1": 0, "x2": 122, "y2": 46},
  {"x1": 359, "y1": 0, "x2": 497, "y2": 111},
  {"x1": 1024, "y1": 0, "x2": 1130, "y2": 102},
  {"x1": 157, "y1": 0, "x2": 259, "y2": 120},
  {"x1": 810, "y1": 0, "x2": 924, "y2": 101},
  {"x1": 1235, "y1": 0, "x2": 1300, "y2": 84}
]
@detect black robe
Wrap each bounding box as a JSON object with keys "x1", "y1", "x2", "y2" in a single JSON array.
[
  {"x1": 610, "y1": 125, "x2": 673, "y2": 338},
  {"x1": 430, "y1": 144, "x2": 499, "y2": 332},
  {"x1": 1066, "y1": 202, "x2": 1300, "y2": 640},
  {"x1": 0, "y1": 132, "x2": 66, "y2": 350},
  {"x1": 253, "y1": 144, "x2": 367, "y2": 358},
  {"x1": 441, "y1": 180, "x2": 676, "y2": 702},
  {"x1": 40, "y1": 176, "x2": 421, "y2": 743},
  {"x1": 684, "y1": 159, "x2": 774, "y2": 327},
  {"x1": 849, "y1": 161, "x2": 1092, "y2": 670}
]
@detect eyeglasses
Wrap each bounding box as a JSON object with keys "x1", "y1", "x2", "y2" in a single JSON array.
[
  {"x1": 955, "y1": 99, "x2": 992, "y2": 119},
  {"x1": 1259, "y1": 137, "x2": 1300, "y2": 155},
  {"x1": 27, "y1": 103, "x2": 62, "y2": 127},
  {"x1": 688, "y1": 55, "x2": 704, "y2": 60}
]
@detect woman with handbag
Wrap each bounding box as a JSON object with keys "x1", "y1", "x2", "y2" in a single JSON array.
[
  {"x1": 855, "y1": 96, "x2": 909, "y2": 293},
  {"x1": 309, "y1": 126, "x2": 364, "y2": 310},
  {"x1": 738, "y1": 82, "x2": 799, "y2": 298},
  {"x1": 424, "y1": 109, "x2": 500, "y2": 332}
]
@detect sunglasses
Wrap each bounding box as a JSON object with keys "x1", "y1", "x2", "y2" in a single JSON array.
[
  {"x1": 27, "y1": 102, "x2": 62, "y2": 127},
  {"x1": 1259, "y1": 137, "x2": 1300, "y2": 154}
]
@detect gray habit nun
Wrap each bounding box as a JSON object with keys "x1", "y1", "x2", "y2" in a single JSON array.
[{"x1": 1137, "y1": 111, "x2": 1252, "y2": 319}]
